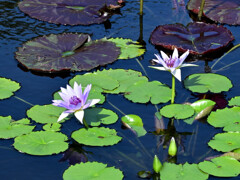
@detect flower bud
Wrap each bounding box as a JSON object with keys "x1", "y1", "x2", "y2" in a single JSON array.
[
  {"x1": 153, "y1": 155, "x2": 162, "y2": 173},
  {"x1": 168, "y1": 137, "x2": 177, "y2": 157}
]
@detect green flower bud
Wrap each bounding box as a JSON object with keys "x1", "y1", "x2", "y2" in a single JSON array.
[
  {"x1": 168, "y1": 137, "x2": 177, "y2": 157},
  {"x1": 153, "y1": 155, "x2": 162, "y2": 173}
]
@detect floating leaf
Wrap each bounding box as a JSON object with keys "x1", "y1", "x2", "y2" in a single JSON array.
[
  {"x1": 184, "y1": 73, "x2": 232, "y2": 93},
  {"x1": 121, "y1": 114, "x2": 147, "y2": 137},
  {"x1": 15, "y1": 33, "x2": 120, "y2": 73},
  {"x1": 13, "y1": 131, "x2": 68, "y2": 155},
  {"x1": 198, "y1": 156, "x2": 240, "y2": 177},
  {"x1": 71, "y1": 127, "x2": 122, "y2": 146},
  {"x1": 27, "y1": 104, "x2": 67, "y2": 124},
  {"x1": 191, "y1": 99, "x2": 216, "y2": 120},
  {"x1": 150, "y1": 22, "x2": 234, "y2": 55},
  {"x1": 63, "y1": 162, "x2": 124, "y2": 180},
  {"x1": 207, "y1": 107, "x2": 240, "y2": 132},
  {"x1": 187, "y1": 0, "x2": 240, "y2": 25},
  {"x1": 0, "y1": 77, "x2": 20, "y2": 100},
  {"x1": 18, "y1": 0, "x2": 124, "y2": 25},
  {"x1": 43, "y1": 123, "x2": 61, "y2": 132},
  {"x1": 208, "y1": 132, "x2": 240, "y2": 152},
  {"x1": 160, "y1": 104, "x2": 195, "y2": 119},
  {"x1": 160, "y1": 162, "x2": 209, "y2": 180},
  {"x1": 124, "y1": 81, "x2": 171, "y2": 104},
  {"x1": 0, "y1": 116, "x2": 35, "y2": 139},
  {"x1": 107, "y1": 38, "x2": 145, "y2": 59},
  {"x1": 229, "y1": 96, "x2": 240, "y2": 107},
  {"x1": 84, "y1": 108, "x2": 118, "y2": 126}
]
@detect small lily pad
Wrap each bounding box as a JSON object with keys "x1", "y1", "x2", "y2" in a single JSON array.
[
  {"x1": 84, "y1": 108, "x2": 118, "y2": 126},
  {"x1": 160, "y1": 104, "x2": 195, "y2": 119},
  {"x1": 13, "y1": 131, "x2": 68, "y2": 155},
  {"x1": 43, "y1": 123, "x2": 61, "y2": 132},
  {"x1": 0, "y1": 116, "x2": 35, "y2": 139},
  {"x1": 184, "y1": 73, "x2": 232, "y2": 93},
  {"x1": 198, "y1": 156, "x2": 240, "y2": 177},
  {"x1": 71, "y1": 127, "x2": 122, "y2": 146},
  {"x1": 0, "y1": 77, "x2": 20, "y2": 100},
  {"x1": 63, "y1": 162, "x2": 124, "y2": 180},
  {"x1": 191, "y1": 99, "x2": 216, "y2": 119},
  {"x1": 229, "y1": 96, "x2": 240, "y2": 107}
]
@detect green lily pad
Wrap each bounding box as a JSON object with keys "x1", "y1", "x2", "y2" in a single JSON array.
[
  {"x1": 84, "y1": 108, "x2": 118, "y2": 126},
  {"x1": 0, "y1": 116, "x2": 35, "y2": 139},
  {"x1": 208, "y1": 132, "x2": 240, "y2": 152},
  {"x1": 63, "y1": 162, "x2": 124, "y2": 180},
  {"x1": 229, "y1": 96, "x2": 240, "y2": 107},
  {"x1": 43, "y1": 123, "x2": 61, "y2": 132},
  {"x1": 160, "y1": 162, "x2": 208, "y2": 180},
  {"x1": 0, "y1": 77, "x2": 20, "y2": 100},
  {"x1": 191, "y1": 99, "x2": 216, "y2": 119},
  {"x1": 207, "y1": 107, "x2": 240, "y2": 131},
  {"x1": 124, "y1": 81, "x2": 171, "y2": 104},
  {"x1": 13, "y1": 131, "x2": 68, "y2": 155},
  {"x1": 71, "y1": 127, "x2": 122, "y2": 146},
  {"x1": 184, "y1": 73, "x2": 232, "y2": 93},
  {"x1": 121, "y1": 114, "x2": 147, "y2": 137},
  {"x1": 27, "y1": 104, "x2": 67, "y2": 124},
  {"x1": 160, "y1": 104, "x2": 195, "y2": 119},
  {"x1": 198, "y1": 156, "x2": 240, "y2": 177},
  {"x1": 107, "y1": 38, "x2": 145, "y2": 59}
]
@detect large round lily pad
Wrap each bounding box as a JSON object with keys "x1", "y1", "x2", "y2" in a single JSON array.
[
  {"x1": 63, "y1": 162, "x2": 124, "y2": 180},
  {"x1": 0, "y1": 77, "x2": 20, "y2": 100},
  {"x1": 15, "y1": 33, "x2": 120, "y2": 73},
  {"x1": 188, "y1": 0, "x2": 240, "y2": 25},
  {"x1": 18, "y1": 0, "x2": 124, "y2": 25},
  {"x1": 150, "y1": 22, "x2": 234, "y2": 55},
  {"x1": 13, "y1": 131, "x2": 68, "y2": 155}
]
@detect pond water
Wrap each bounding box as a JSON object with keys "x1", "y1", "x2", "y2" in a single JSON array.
[{"x1": 0, "y1": 0, "x2": 239, "y2": 179}]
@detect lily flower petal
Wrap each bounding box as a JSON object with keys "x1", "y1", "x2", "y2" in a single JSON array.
[
  {"x1": 74, "y1": 110, "x2": 84, "y2": 124},
  {"x1": 58, "y1": 111, "x2": 70, "y2": 122},
  {"x1": 172, "y1": 69, "x2": 181, "y2": 82}
]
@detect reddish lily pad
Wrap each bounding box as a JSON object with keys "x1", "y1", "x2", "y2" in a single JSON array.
[
  {"x1": 150, "y1": 22, "x2": 234, "y2": 55},
  {"x1": 15, "y1": 33, "x2": 120, "y2": 73},
  {"x1": 18, "y1": 0, "x2": 124, "y2": 25},
  {"x1": 187, "y1": 0, "x2": 240, "y2": 25}
]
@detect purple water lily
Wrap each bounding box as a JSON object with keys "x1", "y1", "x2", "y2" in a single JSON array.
[
  {"x1": 52, "y1": 82, "x2": 100, "y2": 124},
  {"x1": 149, "y1": 48, "x2": 198, "y2": 81}
]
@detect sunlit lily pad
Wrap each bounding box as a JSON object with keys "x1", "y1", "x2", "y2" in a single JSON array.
[
  {"x1": 229, "y1": 96, "x2": 240, "y2": 107},
  {"x1": 160, "y1": 104, "x2": 195, "y2": 119},
  {"x1": 188, "y1": 0, "x2": 240, "y2": 25},
  {"x1": 184, "y1": 73, "x2": 232, "y2": 93},
  {"x1": 107, "y1": 38, "x2": 145, "y2": 59},
  {"x1": 160, "y1": 162, "x2": 209, "y2": 180},
  {"x1": 84, "y1": 108, "x2": 118, "y2": 126},
  {"x1": 15, "y1": 33, "x2": 120, "y2": 73},
  {"x1": 63, "y1": 162, "x2": 124, "y2": 180},
  {"x1": 192, "y1": 99, "x2": 216, "y2": 119},
  {"x1": 207, "y1": 107, "x2": 240, "y2": 132},
  {"x1": 124, "y1": 80, "x2": 171, "y2": 104},
  {"x1": 0, "y1": 77, "x2": 20, "y2": 100},
  {"x1": 208, "y1": 132, "x2": 240, "y2": 152},
  {"x1": 13, "y1": 131, "x2": 68, "y2": 155},
  {"x1": 43, "y1": 123, "x2": 61, "y2": 132},
  {"x1": 18, "y1": 0, "x2": 123, "y2": 25},
  {"x1": 150, "y1": 22, "x2": 234, "y2": 55},
  {"x1": 198, "y1": 156, "x2": 240, "y2": 177},
  {"x1": 71, "y1": 127, "x2": 122, "y2": 146},
  {"x1": 0, "y1": 116, "x2": 35, "y2": 139}
]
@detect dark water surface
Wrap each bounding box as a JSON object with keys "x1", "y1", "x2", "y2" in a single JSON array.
[{"x1": 0, "y1": 0, "x2": 239, "y2": 179}]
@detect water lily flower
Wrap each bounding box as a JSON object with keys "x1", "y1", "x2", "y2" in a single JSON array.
[
  {"x1": 52, "y1": 82, "x2": 100, "y2": 124},
  {"x1": 149, "y1": 48, "x2": 198, "y2": 81}
]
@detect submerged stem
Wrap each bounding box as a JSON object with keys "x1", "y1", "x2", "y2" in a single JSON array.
[
  {"x1": 107, "y1": 100, "x2": 126, "y2": 116},
  {"x1": 14, "y1": 96, "x2": 34, "y2": 106},
  {"x1": 171, "y1": 75, "x2": 175, "y2": 104}
]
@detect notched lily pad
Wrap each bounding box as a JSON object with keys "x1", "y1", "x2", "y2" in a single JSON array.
[
  {"x1": 160, "y1": 104, "x2": 195, "y2": 119},
  {"x1": 15, "y1": 33, "x2": 120, "y2": 73},
  {"x1": 150, "y1": 22, "x2": 234, "y2": 55},
  {"x1": 229, "y1": 96, "x2": 240, "y2": 107},
  {"x1": 43, "y1": 123, "x2": 61, "y2": 132},
  {"x1": 0, "y1": 77, "x2": 20, "y2": 100}
]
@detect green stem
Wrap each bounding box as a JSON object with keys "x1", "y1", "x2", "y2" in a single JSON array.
[
  {"x1": 135, "y1": 58, "x2": 148, "y2": 77},
  {"x1": 198, "y1": 0, "x2": 205, "y2": 20},
  {"x1": 107, "y1": 100, "x2": 126, "y2": 116},
  {"x1": 14, "y1": 96, "x2": 34, "y2": 106},
  {"x1": 140, "y1": 0, "x2": 143, "y2": 16},
  {"x1": 83, "y1": 118, "x2": 89, "y2": 129},
  {"x1": 214, "y1": 59, "x2": 240, "y2": 72},
  {"x1": 171, "y1": 75, "x2": 175, "y2": 104}
]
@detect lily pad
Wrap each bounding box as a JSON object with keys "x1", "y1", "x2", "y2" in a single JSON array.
[
  {"x1": 160, "y1": 104, "x2": 195, "y2": 119},
  {"x1": 43, "y1": 123, "x2": 61, "y2": 132},
  {"x1": 71, "y1": 127, "x2": 122, "y2": 146},
  {"x1": 160, "y1": 162, "x2": 209, "y2": 180},
  {"x1": 191, "y1": 99, "x2": 216, "y2": 119},
  {"x1": 229, "y1": 96, "x2": 240, "y2": 107},
  {"x1": 18, "y1": 0, "x2": 123, "y2": 25},
  {"x1": 187, "y1": 0, "x2": 240, "y2": 25},
  {"x1": 150, "y1": 22, "x2": 234, "y2": 55},
  {"x1": 0, "y1": 77, "x2": 20, "y2": 100},
  {"x1": 207, "y1": 107, "x2": 240, "y2": 132},
  {"x1": 0, "y1": 116, "x2": 35, "y2": 139},
  {"x1": 63, "y1": 162, "x2": 124, "y2": 180},
  {"x1": 124, "y1": 80, "x2": 171, "y2": 104},
  {"x1": 15, "y1": 33, "x2": 120, "y2": 73},
  {"x1": 184, "y1": 73, "x2": 232, "y2": 93},
  {"x1": 13, "y1": 131, "x2": 68, "y2": 155},
  {"x1": 198, "y1": 156, "x2": 240, "y2": 177},
  {"x1": 121, "y1": 114, "x2": 147, "y2": 137},
  {"x1": 84, "y1": 108, "x2": 118, "y2": 126},
  {"x1": 208, "y1": 132, "x2": 240, "y2": 152}
]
